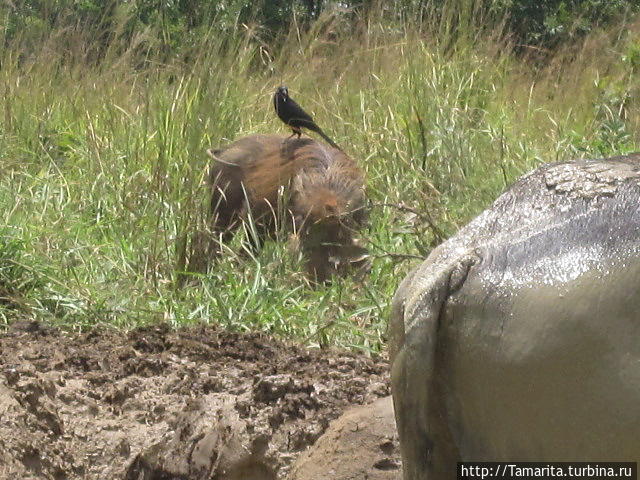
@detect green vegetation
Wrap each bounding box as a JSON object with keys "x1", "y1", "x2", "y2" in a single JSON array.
[
  {"x1": 4, "y1": 1, "x2": 638, "y2": 58},
  {"x1": 1, "y1": 1, "x2": 639, "y2": 350}
]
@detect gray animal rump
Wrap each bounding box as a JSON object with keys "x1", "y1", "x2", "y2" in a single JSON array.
[{"x1": 390, "y1": 154, "x2": 640, "y2": 480}]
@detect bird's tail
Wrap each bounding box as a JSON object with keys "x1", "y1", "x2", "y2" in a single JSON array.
[{"x1": 315, "y1": 127, "x2": 340, "y2": 150}]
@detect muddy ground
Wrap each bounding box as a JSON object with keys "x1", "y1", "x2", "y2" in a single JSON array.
[{"x1": 0, "y1": 321, "x2": 400, "y2": 479}]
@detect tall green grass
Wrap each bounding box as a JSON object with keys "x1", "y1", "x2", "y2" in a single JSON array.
[{"x1": 1, "y1": 7, "x2": 639, "y2": 350}]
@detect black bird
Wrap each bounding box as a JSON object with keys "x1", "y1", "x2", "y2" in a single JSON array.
[{"x1": 273, "y1": 86, "x2": 339, "y2": 149}]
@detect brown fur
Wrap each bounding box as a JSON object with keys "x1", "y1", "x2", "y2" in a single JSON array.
[{"x1": 206, "y1": 134, "x2": 368, "y2": 281}]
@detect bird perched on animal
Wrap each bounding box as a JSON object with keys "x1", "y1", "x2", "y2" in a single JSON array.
[{"x1": 273, "y1": 86, "x2": 340, "y2": 149}]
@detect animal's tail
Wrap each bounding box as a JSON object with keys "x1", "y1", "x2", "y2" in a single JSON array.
[
  {"x1": 314, "y1": 126, "x2": 340, "y2": 150},
  {"x1": 391, "y1": 254, "x2": 477, "y2": 479}
]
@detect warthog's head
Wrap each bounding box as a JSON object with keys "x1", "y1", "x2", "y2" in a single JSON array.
[{"x1": 289, "y1": 157, "x2": 369, "y2": 282}]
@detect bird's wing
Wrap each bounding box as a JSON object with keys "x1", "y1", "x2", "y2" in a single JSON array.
[
  {"x1": 286, "y1": 100, "x2": 316, "y2": 123},
  {"x1": 290, "y1": 117, "x2": 320, "y2": 131}
]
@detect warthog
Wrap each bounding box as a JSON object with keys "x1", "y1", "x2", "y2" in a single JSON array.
[{"x1": 206, "y1": 134, "x2": 368, "y2": 281}]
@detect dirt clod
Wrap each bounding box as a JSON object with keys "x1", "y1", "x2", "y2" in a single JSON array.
[
  {"x1": 290, "y1": 396, "x2": 402, "y2": 480},
  {"x1": 0, "y1": 322, "x2": 392, "y2": 479}
]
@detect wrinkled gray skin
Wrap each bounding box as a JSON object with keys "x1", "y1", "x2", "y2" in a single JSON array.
[{"x1": 390, "y1": 154, "x2": 640, "y2": 479}]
